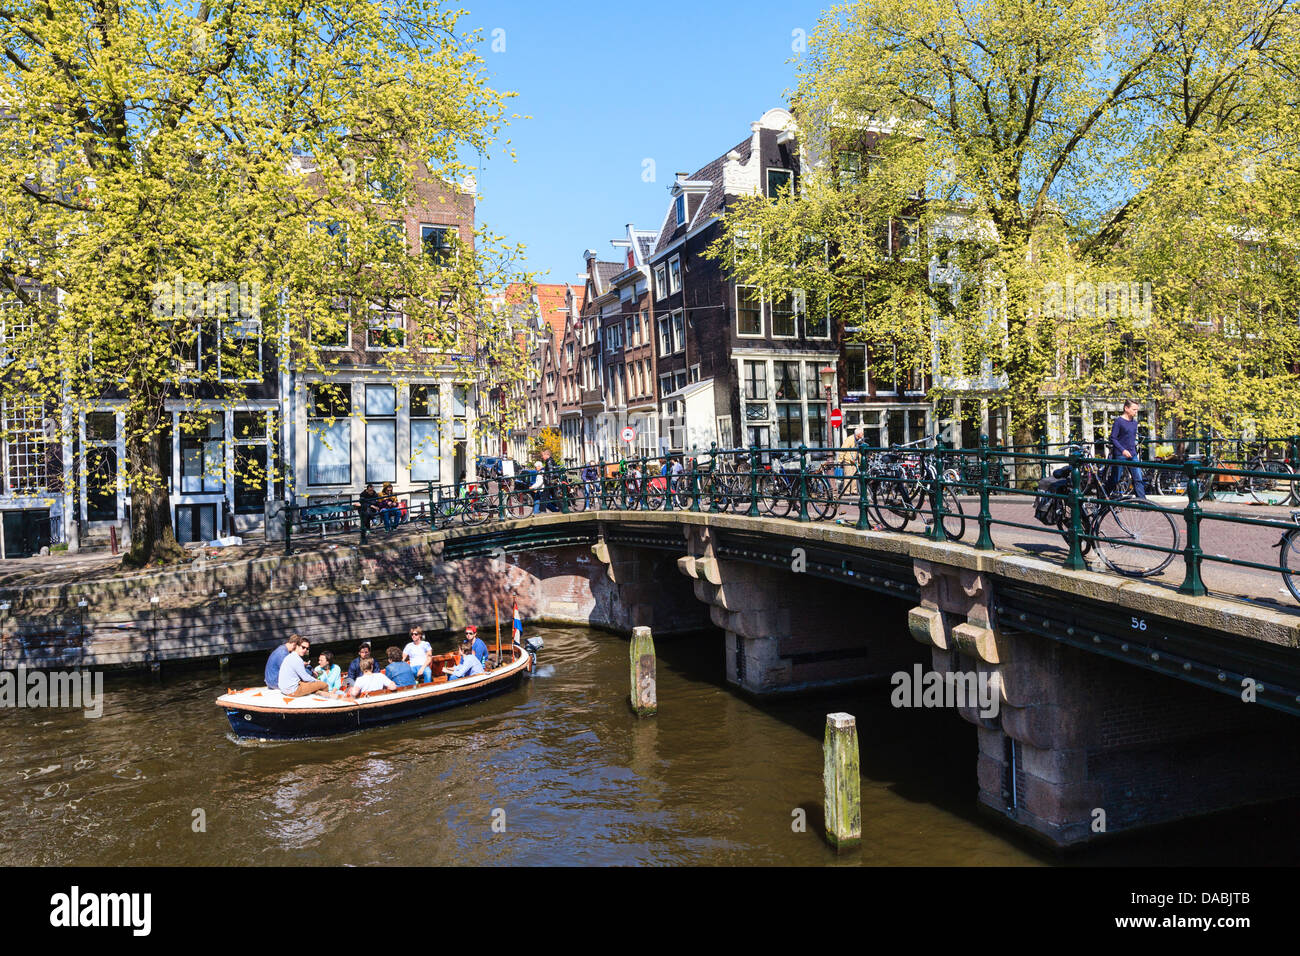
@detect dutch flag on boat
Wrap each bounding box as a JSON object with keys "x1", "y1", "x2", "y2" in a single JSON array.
[{"x1": 512, "y1": 602, "x2": 523, "y2": 646}]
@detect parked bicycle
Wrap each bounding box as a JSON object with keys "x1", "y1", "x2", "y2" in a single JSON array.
[
  {"x1": 868, "y1": 442, "x2": 966, "y2": 540},
  {"x1": 1277, "y1": 511, "x2": 1300, "y2": 604},
  {"x1": 1034, "y1": 448, "x2": 1179, "y2": 577}
]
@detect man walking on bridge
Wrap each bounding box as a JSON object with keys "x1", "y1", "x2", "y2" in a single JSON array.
[{"x1": 1108, "y1": 400, "x2": 1149, "y2": 501}]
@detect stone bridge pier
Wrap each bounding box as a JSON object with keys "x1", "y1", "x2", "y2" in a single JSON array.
[
  {"x1": 677, "y1": 525, "x2": 914, "y2": 695},
  {"x1": 908, "y1": 560, "x2": 1300, "y2": 846}
]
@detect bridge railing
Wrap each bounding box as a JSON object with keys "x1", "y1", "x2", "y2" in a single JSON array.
[{"x1": 283, "y1": 440, "x2": 1300, "y2": 610}]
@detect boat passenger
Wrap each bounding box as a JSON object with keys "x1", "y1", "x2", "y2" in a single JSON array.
[
  {"x1": 264, "y1": 636, "x2": 298, "y2": 691},
  {"x1": 464, "y1": 625, "x2": 489, "y2": 666},
  {"x1": 403, "y1": 626, "x2": 435, "y2": 683},
  {"x1": 383, "y1": 646, "x2": 416, "y2": 688},
  {"x1": 344, "y1": 641, "x2": 376, "y2": 688},
  {"x1": 313, "y1": 650, "x2": 342, "y2": 693},
  {"x1": 348, "y1": 658, "x2": 397, "y2": 697},
  {"x1": 446, "y1": 638, "x2": 485, "y2": 681},
  {"x1": 279, "y1": 637, "x2": 329, "y2": 697}
]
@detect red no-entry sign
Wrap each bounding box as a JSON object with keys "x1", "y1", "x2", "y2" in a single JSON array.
[{"x1": 830, "y1": 408, "x2": 843, "y2": 429}]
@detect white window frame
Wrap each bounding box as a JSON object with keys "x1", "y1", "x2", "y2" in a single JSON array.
[
  {"x1": 672, "y1": 310, "x2": 685, "y2": 353},
  {"x1": 668, "y1": 256, "x2": 681, "y2": 295},
  {"x1": 217, "y1": 317, "x2": 263, "y2": 384},
  {"x1": 735, "y1": 285, "x2": 764, "y2": 338},
  {"x1": 312, "y1": 300, "x2": 352, "y2": 351},
  {"x1": 770, "y1": 290, "x2": 800, "y2": 340},
  {"x1": 366, "y1": 308, "x2": 407, "y2": 351},
  {"x1": 654, "y1": 264, "x2": 667, "y2": 300},
  {"x1": 766, "y1": 167, "x2": 794, "y2": 198},
  {"x1": 420, "y1": 223, "x2": 457, "y2": 266},
  {"x1": 674, "y1": 194, "x2": 686, "y2": 227}
]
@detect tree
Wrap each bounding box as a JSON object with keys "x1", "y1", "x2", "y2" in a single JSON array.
[
  {"x1": 529, "y1": 427, "x2": 563, "y2": 465},
  {"x1": 0, "y1": 0, "x2": 529, "y2": 566},
  {"x1": 712, "y1": 0, "x2": 1300, "y2": 444}
]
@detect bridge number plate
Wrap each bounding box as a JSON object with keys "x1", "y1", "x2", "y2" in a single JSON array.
[{"x1": 1131, "y1": 617, "x2": 1147, "y2": 631}]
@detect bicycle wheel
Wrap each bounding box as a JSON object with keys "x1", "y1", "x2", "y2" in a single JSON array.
[
  {"x1": 566, "y1": 485, "x2": 587, "y2": 513},
  {"x1": 941, "y1": 487, "x2": 966, "y2": 540},
  {"x1": 504, "y1": 492, "x2": 532, "y2": 518},
  {"x1": 463, "y1": 496, "x2": 491, "y2": 525},
  {"x1": 645, "y1": 480, "x2": 665, "y2": 511},
  {"x1": 807, "y1": 475, "x2": 836, "y2": 520},
  {"x1": 1244, "y1": 458, "x2": 1291, "y2": 503},
  {"x1": 1095, "y1": 501, "x2": 1179, "y2": 577},
  {"x1": 760, "y1": 474, "x2": 791, "y2": 517},
  {"x1": 1282, "y1": 530, "x2": 1300, "y2": 604},
  {"x1": 872, "y1": 476, "x2": 913, "y2": 530}
]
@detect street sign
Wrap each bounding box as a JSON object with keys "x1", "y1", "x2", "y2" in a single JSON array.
[
  {"x1": 830, "y1": 408, "x2": 843, "y2": 429},
  {"x1": 621, "y1": 426, "x2": 636, "y2": 443}
]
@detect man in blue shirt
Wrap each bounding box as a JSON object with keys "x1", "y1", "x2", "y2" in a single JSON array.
[
  {"x1": 383, "y1": 646, "x2": 416, "y2": 688},
  {"x1": 345, "y1": 641, "x2": 376, "y2": 688},
  {"x1": 446, "y1": 637, "x2": 485, "y2": 680},
  {"x1": 1108, "y1": 400, "x2": 1149, "y2": 500},
  {"x1": 264, "y1": 637, "x2": 297, "y2": 690}
]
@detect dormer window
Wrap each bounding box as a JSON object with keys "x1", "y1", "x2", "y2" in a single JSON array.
[
  {"x1": 674, "y1": 194, "x2": 686, "y2": 226},
  {"x1": 767, "y1": 168, "x2": 794, "y2": 198}
]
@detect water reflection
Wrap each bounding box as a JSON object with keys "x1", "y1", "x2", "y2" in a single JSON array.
[{"x1": 0, "y1": 625, "x2": 1296, "y2": 865}]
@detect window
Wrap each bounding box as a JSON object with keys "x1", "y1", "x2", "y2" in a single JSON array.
[
  {"x1": 736, "y1": 286, "x2": 762, "y2": 337},
  {"x1": 668, "y1": 256, "x2": 681, "y2": 295},
  {"x1": 218, "y1": 318, "x2": 262, "y2": 382},
  {"x1": 892, "y1": 217, "x2": 919, "y2": 260},
  {"x1": 836, "y1": 151, "x2": 862, "y2": 189},
  {"x1": 0, "y1": 288, "x2": 38, "y2": 363},
  {"x1": 844, "y1": 345, "x2": 868, "y2": 394},
  {"x1": 771, "y1": 291, "x2": 800, "y2": 338},
  {"x1": 313, "y1": 300, "x2": 350, "y2": 349},
  {"x1": 658, "y1": 315, "x2": 672, "y2": 356},
  {"x1": 421, "y1": 224, "x2": 455, "y2": 265},
  {"x1": 742, "y1": 361, "x2": 768, "y2": 421},
  {"x1": 308, "y1": 383, "x2": 351, "y2": 485},
  {"x1": 364, "y1": 385, "x2": 396, "y2": 484},
  {"x1": 606, "y1": 323, "x2": 622, "y2": 353},
  {"x1": 374, "y1": 219, "x2": 406, "y2": 262},
  {"x1": 4, "y1": 398, "x2": 48, "y2": 494},
  {"x1": 774, "y1": 362, "x2": 801, "y2": 401},
  {"x1": 674, "y1": 194, "x2": 686, "y2": 227},
  {"x1": 179, "y1": 413, "x2": 224, "y2": 494},
  {"x1": 654, "y1": 264, "x2": 667, "y2": 300},
  {"x1": 233, "y1": 411, "x2": 270, "y2": 515},
  {"x1": 366, "y1": 163, "x2": 403, "y2": 204},
  {"x1": 716, "y1": 416, "x2": 733, "y2": 449},
  {"x1": 452, "y1": 385, "x2": 469, "y2": 440},
  {"x1": 775, "y1": 403, "x2": 804, "y2": 447},
  {"x1": 805, "y1": 288, "x2": 830, "y2": 339},
  {"x1": 767, "y1": 168, "x2": 794, "y2": 198},
  {"x1": 672, "y1": 311, "x2": 685, "y2": 352},
  {"x1": 688, "y1": 364, "x2": 700, "y2": 384},
  {"x1": 367, "y1": 308, "x2": 406, "y2": 350},
  {"x1": 624, "y1": 316, "x2": 636, "y2": 348}
]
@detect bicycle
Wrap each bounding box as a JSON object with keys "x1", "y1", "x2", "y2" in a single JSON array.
[
  {"x1": 1276, "y1": 511, "x2": 1300, "y2": 604},
  {"x1": 431, "y1": 482, "x2": 492, "y2": 529},
  {"x1": 1052, "y1": 454, "x2": 1180, "y2": 577},
  {"x1": 867, "y1": 446, "x2": 966, "y2": 540}
]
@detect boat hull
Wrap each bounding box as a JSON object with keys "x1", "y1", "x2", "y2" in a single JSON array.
[{"x1": 220, "y1": 654, "x2": 531, "y2": 741}]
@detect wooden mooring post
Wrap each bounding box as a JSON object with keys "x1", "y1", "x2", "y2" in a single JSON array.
[
  {"x1": 629, "y1": 626, "x2": 657, "y2": 717},
  {"x1": 823, "y1": 712, "x2": 861, "y2": 850}
]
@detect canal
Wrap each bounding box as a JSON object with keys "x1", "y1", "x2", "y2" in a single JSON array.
[{"x1": 3, "y1": 625, "x2": 1298, "y2": 865}]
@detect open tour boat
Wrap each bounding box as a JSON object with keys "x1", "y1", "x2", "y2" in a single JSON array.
[{"x1": 217, "y1": 636, "x2": 543, "y2": 741}]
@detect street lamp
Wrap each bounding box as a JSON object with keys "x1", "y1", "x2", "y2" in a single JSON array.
[{"x1": 819, "y1": 365, "x2": 836, "y2": 447}]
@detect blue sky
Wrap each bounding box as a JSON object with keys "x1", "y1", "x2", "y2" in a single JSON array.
[{"x1": 458, "y1": 0, "x2": 832, "y2": 284}]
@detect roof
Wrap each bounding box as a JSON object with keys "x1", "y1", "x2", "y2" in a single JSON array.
[
  {"x1": 651, "y1": 135, "x2": 753, "y2": 257},
  {"x1": 535, "y1": 283, "x2": 570, "y2": 338}
]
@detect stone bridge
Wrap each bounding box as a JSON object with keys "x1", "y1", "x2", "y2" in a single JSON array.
[{"x1": 5, "y1": 509, "x2": 1300, "y2": 848}]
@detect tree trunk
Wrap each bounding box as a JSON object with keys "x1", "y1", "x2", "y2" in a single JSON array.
[{"x1": 122, "y1": 411, "x2": 186, "y2": 569}]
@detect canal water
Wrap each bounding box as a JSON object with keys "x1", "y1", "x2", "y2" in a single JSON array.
[{"x1": 2, "y1": 625, "x2": 1298, "y2": 866}]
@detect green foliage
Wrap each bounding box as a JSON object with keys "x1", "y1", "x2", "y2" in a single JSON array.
[
  {"x1": 712, "y1": 0, "x2": 1300, "y2": 440},
  {"x1": 0, "y1": 0, "x2": 534, "y2": 558}
]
